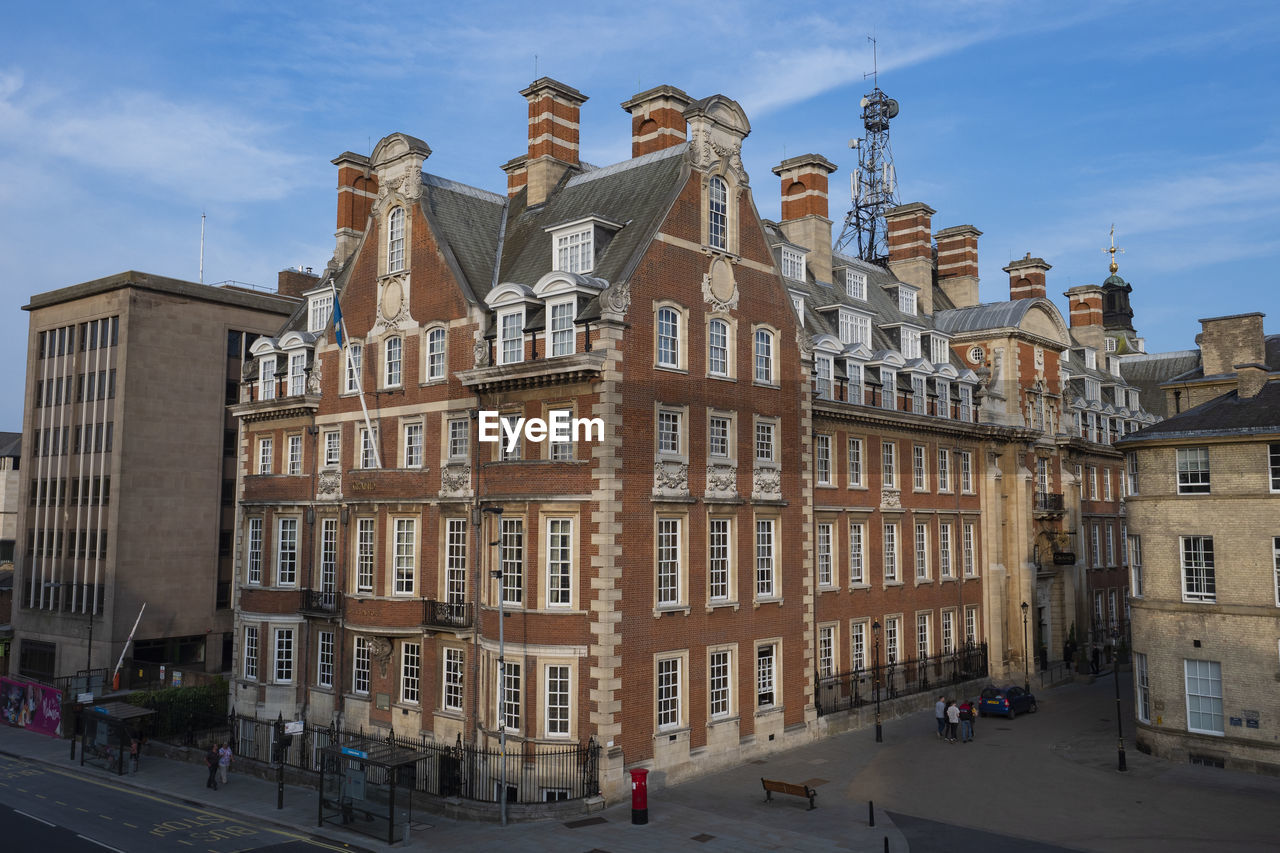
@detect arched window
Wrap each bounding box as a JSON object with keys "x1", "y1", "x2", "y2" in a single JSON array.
[
  {"x1": 656, "y1": 307, "x2": 680, "y2": 368},
  {"x1": 384, "y1": 336, "x2": 402, "y2": 387},
  {"x1": 426, "y1": 327, "x2": 446, "y2": 381},
  {"x1": 708, "y1": 177, "x2": 727, "y2": 250},
  {"x1": 754, "y1": 328, "x2": 774, "y2": 384},
  {"x1": 387, "y1": 207, "x2": 406, "y2": 273},
  {"x1": 708, "y1": 319, "x2": 728, "y2": 376}
]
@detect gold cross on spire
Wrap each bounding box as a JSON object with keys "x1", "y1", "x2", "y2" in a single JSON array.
[{"x1": 1103, "y1": 224, "x2": 1124, "y2": 275}]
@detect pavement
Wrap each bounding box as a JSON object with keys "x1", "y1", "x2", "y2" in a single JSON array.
[{"x1": 2, "y1": 671, "x2": 1279, "y2": 851}]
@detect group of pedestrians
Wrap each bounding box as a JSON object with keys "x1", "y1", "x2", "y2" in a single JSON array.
[
  {"x1": 934, "y1": 695, "x2": 976, "y2": 743},
  {"x1": 204, "y1": 741, "x2": 232, "y2": 790}
]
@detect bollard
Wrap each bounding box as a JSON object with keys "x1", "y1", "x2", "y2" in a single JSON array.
[
  {"x1": 629, "y1": 768, "x2": 649, "y2": 825},
  {"x1": 869, "y1": 799, "x2": 874, "y2": 827},
  {"x1": 277, "y1": 761, "x2": 284, "y2": 810}
]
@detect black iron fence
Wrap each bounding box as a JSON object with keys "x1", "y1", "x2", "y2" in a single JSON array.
[
  {"x1": 815, "y1": 643, "x2": 988, "y2": 717},
  {"x1": 423, "y1": 599, "x2": 473, "y2": 630},
  {"x1": 225, "y1": 713, "x2": 599, "y2": 805}
]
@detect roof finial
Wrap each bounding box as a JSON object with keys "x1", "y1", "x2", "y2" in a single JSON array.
[{"x1": 1103, "y1": 224, "x2": 1124, "y2": 275}]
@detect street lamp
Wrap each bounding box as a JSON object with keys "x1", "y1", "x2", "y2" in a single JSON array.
[
  {"x1": 1112, "y1": 623, "x2": 1127, "y2": 772},
  {"x1": 872, "y1": 619, "x2": 882, "y2": 743},
  {"x1": 480, "y1": 506, "x2": 507, "y2": 826},
  {"x1": 1020, "y1": 601, "x2": 1030, "y2": 693}
]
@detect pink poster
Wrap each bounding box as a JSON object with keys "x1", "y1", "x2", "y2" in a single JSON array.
[{"x1": 0, "y1": 677, "x2": 63, "y2": 737}]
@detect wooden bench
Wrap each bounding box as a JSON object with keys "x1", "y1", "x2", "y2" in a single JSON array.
[{"x1": 761, "y1": 777, "x2": 817, "y2": 810}]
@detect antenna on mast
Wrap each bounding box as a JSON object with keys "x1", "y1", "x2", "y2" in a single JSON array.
[
  {"x1": 835, "y1": 36, "x2": 901, "y2": 264},
  {"x1": 199, "y1": 212, "x2": 206, "y2": 284}
]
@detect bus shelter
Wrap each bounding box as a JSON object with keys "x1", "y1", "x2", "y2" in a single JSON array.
[
  {"x1": 318, "y1": 737, "x2": 433, "y2": 844},
  {"x1": 80, "y1": 702, "x2": 154, "y2": 776}
]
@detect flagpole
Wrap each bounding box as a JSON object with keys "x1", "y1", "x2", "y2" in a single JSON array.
[{"x1": 332, "y1": 284, "x2": 381, "y2": 469}]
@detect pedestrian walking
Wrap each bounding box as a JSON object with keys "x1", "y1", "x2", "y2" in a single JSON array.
[
  {"x1": 935, "y1": 695, "x2": 947, "y2": 739},
  {"x1": 217, "y1": 742, "x2": 232, "y2": 786},
  {"x1": 129, "y1": 737, "x2": 140, "y2": 773},
  {"x1": 946, "y1": 699, "x2": 960, "y2": 743},
  {"x1": 205, "y1": 743, "x2": 219, "y2": 790},
  {"x1": 958, "y1": 700, "x2": 974, "y2": 742},
  {"x1": 1091, "y1": 645, "x2": 1101, "y2": 675}
]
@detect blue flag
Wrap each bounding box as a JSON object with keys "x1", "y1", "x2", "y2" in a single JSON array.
[{"x1": 332, "y1": 297, "x2": 343, "y2": 348}]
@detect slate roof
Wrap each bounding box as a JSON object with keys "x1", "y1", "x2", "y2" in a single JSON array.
[
  {"x1": 0, "y1": 432, "x2": 19, "y2": 458},
  {"x1": 1155, "y1": 334, "x2": 1280, "y2": 382},
  {"x1": 420, "y1": 174, "x2": 506, "y2": 300},
  {"x1": 934, "y1": 300, "x2": 1045, "y2": 335},
  {"x1": 1119, "y1": 379, "x2": 1280, "y2": 443},
  {"x1": 1118, "y1": 349, "x2": 1202, "y2": 418}
]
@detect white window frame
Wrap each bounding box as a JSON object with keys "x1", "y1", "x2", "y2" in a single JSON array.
[
  {"x1": 549, "y1": 299, "x2": 576, "y2": 357},
  {"x1": 1184, "y1": 659, "x2": 1223, "y2": 735},
  {"x1": 963, "y1": 522, "x2": 976, "y2": 576},
  {"x1": 941, "y1": 609, "x2": 955, "y2": 655},
  {"x1": 1177, "y1": 447, "x2": 1211, "y2": 494},
  {"x1": 818, "y1": 624, "x2": 836, "y2": 678},
  {"x1": 353, "y1": 637, "x2": 370, "y2": 695},
  {"x1": 898, "y1": 287, "x2": 917, "y2": 315},
  {"x1": 448, "y1": 417, "x2": 469, "y2": 460},
  {"x1": 880, "y1": 368, "x2": 896, "y2": 410},
  {"x1": 1129, "y1": 534, "x2": 1144, "y2": 598},
  {"x1": 259, "y1": 355, "x2": 277, "y2": 401},
  {"x1": 286, "y1": 434, "x2": 302, "y2": 475},
  {"x1": 708, "y1": 415, "x2": 730, "y2": 459},
  {"x1": 384, "y1": 336, "x2": 402, "y2": 388},
  {"x1": 403, "y1": 421, "x2": 423, "y2": 469},
  {"x1": 817, "y1": 522, "x2": 834, "y2": 588},
  {"x1": 356, "y1": 518, "x2": 375, "y2": 592},
  {"x1": 273, "y1": 628, "x2": 294, "y2": 684},
  {"x1": 243, "y1": 626, "x2": 259, "y2": 681},
  {"x1": 707, "y1": 318, "x2": 729, "y2": 377},
  {"x1": 781, "y1": 246, "x2": 805, "y2": 279},
  {"x1": 1135, "y1": 652, "x2": 1150, "y2": 723},
  {"x1": 913, "y1": 445, "x2": 927, "y2": 491},
  {"x1": 323, "y1": 429, "x2": 340, "y2": 468},
  {"x1": 344, "y1": 343, "x2": 363, "y2": 394},
  {"x1": 848, "y1": 437, "x2": 864, "y2": 487},
  {"x1": 939, "y1": 522, "x2": 953, "y2": 578},
  {"x1": 914, "y1": 522, "x2": 929, "y2": 580},
  {"x1": 656, "y1": 656, "x2": 683, "y2": 730},
  {"x1": 755, "y1": 419, "x2": 776, "y2": 463},
  {"x1": 425, "y1": 326, "x2": 446, "y2": 381},
  {"x1": 309, "y1": 293, "x2": 333, "y2": 333},
  {"x1": 959, "y1": 451, "x2": 973, "y2": 493},
  {"x1": 708, "y1": 176, "x2": 728, "y2": 250},
  {"x1": 276, "y1": 517, "x2": 298, "y2": 586},
  {"x1": 501, "y1": 518, "x2": 524, "y2": 606},
  {"x1": 499, "y1": 309, "x2": 525, "y2": 366},
  {"x1": 359, "y1": 426, "x2": 378, "y2": 469},
  {"x1": 1181, "y1": 535, "x2": 1216, "y2": 603},
  {"x1": 756, "y1": 642, "x2": 777, "y2": 709},
  {"x1": 387, "y1": 207, "x2": 405, "y2": 273},
  {"x1": 443, "y1": 648, "x2": 464, "y2": 712},
  {"x1": 816, "y1": 434, "x2": 832, "y2": 485},
  {"x1": 844, "y1": 268, "x2": 867, "y2": 300},
  {"x1": 317, "y1": 630, "x2": 334, "y2": 689},
  {"x1": 289, "y1": 351, "x2": 307, "y2": 396},
  {"x1": 445, "y1": 518, "x2": 468, "y2": 605},
  {"x1": 657, "y1": 517, "x2": 682, "y2": 607},
  {"x1": 401, "y1": 642, "x2": 421, "y2": 704},
  {"x1": 247, "y1": 517, "x2": 263, "y2": 585},
  {"x1": 656, "y1": 306, "x2": 681, "y2": 369},
  {"x1": 1270, "y1": 443, "x2": 1280, "y2": 493},
  {"x1": 916, "y1": 612, "x2": 931, "y2": 660},
  {"x1": 882, "y1": 441, "x2": 897, "y2": 490},
  {"x1": 657, "y1": 408, "x2": 682, "y2": 456},
  {"x1": 883, "y1": 522, "x2": 898, "y2": 583},
  {"x1": 500, "y1": 661, "x2": 521, "y2": 733},
  {"x1": 754, "y1": 328, "x2": 776, "y2": 385},
  {"x1": 544, "y1": 664, "x2": 571, "y2": 737},
  {"x1": 546, "y1": 518, "x2": 573, "y2": 608},
  {"x1": 555, "y1": 227, "x2": 593, "y2": 273},
  {"x1": 849, "y1": 521, "x2": 865, "y2": 585},
  {"x1": 755, "y1": 518, "x2": 777, "y2": 599},
  {"x1": 708, "y1": 518, "x2": 732, "y2": 602},
  {"x1": 257, "y1": 437, "x2": 273, "y2": 475},
  {"x1": 938, "y1": 448, "x2": 951, "y2": 492},
  {"x1": 709, "y1": 649, "x2": 732, "y2": 719},
  {"x1": 393, "y1": 517, "x2": 416, "y2": 596}
]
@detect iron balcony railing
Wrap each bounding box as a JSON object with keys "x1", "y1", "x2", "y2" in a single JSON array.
[
  {"x1": 1035, "y1": 492, "x2": 1065, "y2": 512},
  {"x1": 423, "y1": 598, "x2": 473, "y2": 630},
  {"x1": 299, "y1": 589, "x2": 342, "y2": 615}
]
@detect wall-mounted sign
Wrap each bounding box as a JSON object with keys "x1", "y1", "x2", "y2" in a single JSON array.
[{"x1": 1053, "y1": 552, "x2": 1076, "y2": 565}]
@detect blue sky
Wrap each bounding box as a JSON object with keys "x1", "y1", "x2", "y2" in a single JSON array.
[{"x1": 3, "y1": 1, "x2": 1278, "y2": 431}]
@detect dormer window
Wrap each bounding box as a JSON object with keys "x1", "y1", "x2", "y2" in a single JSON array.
[
  {"x1": 900, "y1": 328, "x2": 921, "y2": 360},
  {"x1": 548, "y1": 299, "x2": 576, "y2": 356},
  {"x1": 555, "y1": 228, "x2": 592, "y2": 273},
  {"x1": 708, "y1": 176, "x2": 728, "y2": 250},
  {"x1": 387, "y1": 207, "x2": 406, "y2": 273},
  {"x1": 935, "y1": 379, "x2": 951, "y2": 418},
  {"x1": 838, "y1": 310, "x2": 871, "y2": 347},
  {"x1": 847, "y1": 361, "x2": 864, "y2": 404},
  {"x1": 881, "y1": 368, "x2": 897, "y2": 410},
  {"x1": 843, "y1": 268, "x2": 867, "y2": 300},
  {"x1": 259, "y1": 355, "x2": 277, "y2": 401},
  {"x1": 781, "y1": 247, "x2": 806, "y2": 280},
  {"x1": 1084, "y1": 348, "x2": 1097, "y2": 370},
  {"x1": 930, "y1": 335, "x2": 949, "y2": 365},
  {"x1": 815, "y1": 353, "x2": 833, "y2": 400},
  {"x1": 1084, "y1": 378, "x2": 1101, "y2": 401},
  {"x1": 288, "y1": 351, "x2": 308, "y2": 396},
  {"x1": 898, "y1": 287, "x2": 917, "y2": 316},
  {"x1": 1105, "y1": 337, "x2": 1117, "y2": 353},
  {"x1": 791, "y1": 295, "x2": 805, "y2": 326},
  {"x1": 911, "y1": 375, "x2": 926, "y2": 414},
  {"x1": 958, "y1": 384, "x2": 974, "y2": 421},
  {"x1": 308, "y1": 292, "x2": 333, "y2": 333},
  {"x1": 499, "y1": 310, "x2": 525, "y2": 365}
]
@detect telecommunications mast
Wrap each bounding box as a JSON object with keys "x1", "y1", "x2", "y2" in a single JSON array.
[{"x1": 835, "y1": 36, "x2": 900, "y2": 263}]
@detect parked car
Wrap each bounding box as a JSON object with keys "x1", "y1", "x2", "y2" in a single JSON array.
[{"x1": 978, "y1": 685, "x2": 1038, "y2": 718}]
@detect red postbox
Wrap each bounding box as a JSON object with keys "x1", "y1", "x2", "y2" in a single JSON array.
[{"x1": 629, "y1": 767, "x2": 649, "y2": 825}]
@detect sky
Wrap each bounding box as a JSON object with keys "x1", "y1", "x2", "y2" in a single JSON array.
[{"x1": 2, "y1": 0, "x2": 1278, "y2": 432}]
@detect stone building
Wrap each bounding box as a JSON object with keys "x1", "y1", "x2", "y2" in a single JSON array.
[
  {"x1": 11, "y1": 272, "x2": 296, "y2": 687},
  {"x1": 1120, "y1": 312, "x2": 1280, "y2": 773}
]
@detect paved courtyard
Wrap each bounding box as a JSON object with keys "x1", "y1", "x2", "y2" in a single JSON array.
[{"x1": 2, "y1": 672, "x2": 1278, "y2": 851}]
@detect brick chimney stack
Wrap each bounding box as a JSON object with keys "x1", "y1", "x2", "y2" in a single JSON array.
[
  {"x1": 935, "y1": 225, "x2": 982, "y2": 308},
  {"x1": 1004, "y1": 253, "x2": 1051, "y2": 300},
  {"x1": 1064, "y1": 284, "x2": 1105, "y2": 351},
  {"x1": 520, "y1": 77, "x2": 587, "y2": 206},
  {"x1": 278, "y1": 267, "x2": 319, "y2": 299},
  {"x1": 772, "y1": 153, "x2": 838, "y2": 283},
  {"x1": 332, "y1": 152, "x2": 377, "y2": 266},
  {"x1": 621, "y1": 85, "x2": 692, "y2": 158},
  {"x1": 885, "y1": 202, "x2": 935, "y2": 312}
]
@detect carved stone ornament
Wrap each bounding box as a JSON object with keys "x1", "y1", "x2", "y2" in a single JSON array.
[
  {"x1": 702, "y1": 257, "x2": 739, "y2": 312},
  {"x1": 599, "y1": 279, "x2": 631, "y2": 320},
  {"x1": 689, "y1": 130, "x2": 748, "y2": 185},
  {"x1": 317, "y1": 471, "x2": 342, "y2": 500},
  {"x1": 705, "y1": 464, "x2": 738, "y2": 498},
  {"x1": 473, "y1": 335, "x2": 491, "y2": 368},
  {"x1": 653, "y1": 460, "x2": 690, "y2": 495},
  {"x1": 752, "y1": 466, "x2": 782, "y2": 500},
  {"x1": 797, "y1": 329, "x2": 815, "y2": 359},
  {"x1": 440, "y1": 463, "x2": 472, "y2": 496},
  {"x1": 880, "y1": 489, "x2": 902, "y2": 510},
  {"x1": 306, "y1": 359, "x2": 322, "y2": 395},
  {"x1": 368, "y1": 636, "x2": 393, "y2": 677},
  {"x1": 377, "y1": 276, "x2": 413, "y2": 331}
]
